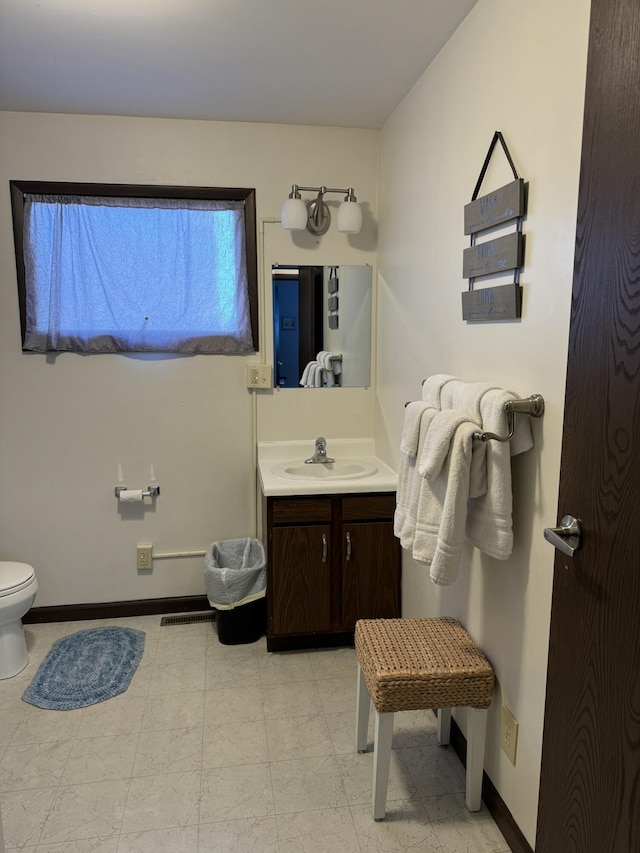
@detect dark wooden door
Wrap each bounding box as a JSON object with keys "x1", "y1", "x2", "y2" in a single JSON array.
[
  {"x1": 341, "y1": 521, "x2": 400, "y2": 630},
  {"x1": 536, "y1": 1, "x2": 640, "y2": 850},
  {"x1": 270, "y1": 525, "x2": 331, "y2": 635}
]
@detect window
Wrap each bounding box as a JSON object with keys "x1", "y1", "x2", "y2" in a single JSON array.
[{"x1": 10, "y1": 181, "x2": 258, "y2": 354}]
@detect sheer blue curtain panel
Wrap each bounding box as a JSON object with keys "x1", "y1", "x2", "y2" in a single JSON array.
[{"x1": 21, "y1": 194, "x2": 255, "y2": 354}]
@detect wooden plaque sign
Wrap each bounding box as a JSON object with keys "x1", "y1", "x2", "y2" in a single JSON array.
[
  {"x1": 462, "y1": 232, "x2": 524, "y2": 279},
  {"x1": 461, "y1": 283, "x2": 522, "y2": 321},
  {"x1": 464, "y1": 178, "x2": 525, "y2": 235},
  {"x1": 461, "y1": 132, "x2": 526, "y2": 322}
]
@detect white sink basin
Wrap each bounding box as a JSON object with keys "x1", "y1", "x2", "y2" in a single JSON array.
[{"x1": 272, "y1": 459, "x2": 378, "y2": 480}]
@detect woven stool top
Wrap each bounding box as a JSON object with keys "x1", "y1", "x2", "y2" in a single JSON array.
[{"x1": 355, "y1": 617, "x2": 494, "y2": 713}]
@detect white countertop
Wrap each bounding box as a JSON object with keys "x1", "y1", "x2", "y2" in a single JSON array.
[{"x1": 258, "y1": 439, "x2": 398, "y2": 497}]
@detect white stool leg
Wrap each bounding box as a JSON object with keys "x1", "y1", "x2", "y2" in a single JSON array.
[
  {"x1": 356, "y1": 663, "x2": 370, "y2": 753},
  {"x1": 466, "y1": 707, "x2": 488, "y2": 811},
  {"x1": 437, "y1": 707, "x2": 451, "y2": 745},
  {"x1": 372, "y1": 710, "x2": 394, "y2": 820}
]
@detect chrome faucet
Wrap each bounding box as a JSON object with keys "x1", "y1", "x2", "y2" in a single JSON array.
[{"x1": 305, "y1": 436, "x2": 335, "y2": 464}]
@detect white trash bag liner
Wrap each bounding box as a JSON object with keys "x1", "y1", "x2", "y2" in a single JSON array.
[{"x1": 204, "y1": 538, "x2": 266, "y2": 610}]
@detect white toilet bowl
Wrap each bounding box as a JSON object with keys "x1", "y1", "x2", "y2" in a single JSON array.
[{"x1": 0, "y1": 562, "x2": 38, "y2": 679}]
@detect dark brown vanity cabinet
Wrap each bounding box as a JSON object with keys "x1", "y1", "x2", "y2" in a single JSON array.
[{"x1": 264, "y1": 492, "x2": 401, "y2": 651}]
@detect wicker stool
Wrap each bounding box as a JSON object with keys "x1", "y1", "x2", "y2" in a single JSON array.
[{"x1": 355, "y1": 617, "x2": 494, "y2": 820}]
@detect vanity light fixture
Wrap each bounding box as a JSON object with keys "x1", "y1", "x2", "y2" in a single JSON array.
[{"x1": 281, "y1": 185, "x2": 363, "y2": 236}]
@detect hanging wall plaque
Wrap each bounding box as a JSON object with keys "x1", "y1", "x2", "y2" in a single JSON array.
[{"x1": 461, "y1": 132, "x2": 527, "y2": 322}]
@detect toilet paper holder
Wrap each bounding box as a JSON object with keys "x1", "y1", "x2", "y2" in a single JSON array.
[{"x1": 115, "y1": 485, "x2": 160, "y2": 499}]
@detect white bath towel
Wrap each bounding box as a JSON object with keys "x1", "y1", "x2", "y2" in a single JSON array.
[
  {"x1": 400, "y1": 401, "x2": 432, "y2": 457},
  {"x1": 439, "y1": 379, "x2": 497, "y2": 413},
  {"x1": 419, "y1": 409, "x2": 487, "y2": 500},
  {"x1": 321, "y1": 355, "x2": 334, "y2": 386},
  {"x1": 312, "y1": 364, "x2": 323, "y2": 387},
  {"x1": 465, "y1": 389, "x2": 534, "y2": 559},
  {"x1": 316, "y1": 351, "x2": 329, "y2": 371},
  {"x1": 394, "y1": 407, "x2": 438, "y2": 550},
  {"x1": 299, "y1": 361, "x2": 317, "y2": 387},
  {"x1": 317, "y1": 351, "x2": 341, "y2": 385},
  {"x1": 412, "y1": 421, "x2": 478, "y2": 585},
  {"x1": 421, "y1": 374, "x2": 457, "y2": 407},
  {"x1": 419, "y1": 380, "x2": 498, "y2": 499}
]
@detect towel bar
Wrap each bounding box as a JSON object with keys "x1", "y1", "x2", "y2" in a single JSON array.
[
  {"x1": 404, "y1": 392, "x2": 545, "y2": 443},
  {"x1": 473, "y1": 393, "x2": 544, "y2": 442}
]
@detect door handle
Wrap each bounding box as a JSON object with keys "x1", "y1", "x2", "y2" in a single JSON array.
[
  {"x1": 346, "y1": 531, "x2": 352, "y2": 561},
  {"x1": 543, "y1": 515, "x2": 582, "y2": 556},
  {"x1": 322, "y1": 533, "x2": 328, "y2": 563}
]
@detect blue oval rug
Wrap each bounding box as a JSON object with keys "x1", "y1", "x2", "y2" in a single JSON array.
[{"x1": 22, "y1": 626, "x2": 145, "y2": 710}]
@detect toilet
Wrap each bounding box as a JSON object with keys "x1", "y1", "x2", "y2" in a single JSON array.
[{"x1": 0, "y1": 562, "x2": 38, "y2": 679}]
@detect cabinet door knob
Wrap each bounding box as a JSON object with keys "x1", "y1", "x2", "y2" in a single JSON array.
[
  {"x1": 346, "y1": 531, "x2": 352, "y2": 561},
  {"x1": 322, "y1": 533, "x2": 328, "y2": 563}
]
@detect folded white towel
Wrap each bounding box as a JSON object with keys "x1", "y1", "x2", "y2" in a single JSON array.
[
  {"x1": 299, "y1": 361, "x2": 316, "y2": 387},
  {"x1": 465, "y1": 389, "x2": 533, "y2": 559},
  {"x1": 421, "y1": 374, "x2": 457, "y2": 407},
  {"x1": 412, "y1": 421, "x2": 477, "y2": 586},
  {"x1": 420, "y1": 380, "x2": 498, "y2": 499},
  {"x1": 400, "y1": 402, "x2": 432, "y2": 457},
  {"x1": 394, "y1": 407, "x2": 438, "y2": 550},
  {"x1": 312, "y1": 364, "x2": 323, "y2": 387},
  {"x1": 316, "y1": 351, "x2": 341, "y2": 382},
  {"x1": 429, "y1": 421, "x2": 480, "y2": 585},
  {"x1": 439, "y1": 379, "x2": 498, "y2": 413},
  {"x1": 419, "y1": 409, "x2": 482, "y2": 480},
  {"x1": 318, "y1": 352, "x2": 334, "y2": 386}
]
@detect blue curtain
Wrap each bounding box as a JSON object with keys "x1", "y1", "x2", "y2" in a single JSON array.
[{"x1": 23, "y1": 194, "x2": 254, "y2": 353}]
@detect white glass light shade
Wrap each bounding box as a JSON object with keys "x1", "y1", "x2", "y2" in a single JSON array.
[
  {"x1": 281, "y1": 197, "x2": 308, "y2": 230},
  {"x1": 336, "y1": 200, "x2": 363, "y2": 234}
]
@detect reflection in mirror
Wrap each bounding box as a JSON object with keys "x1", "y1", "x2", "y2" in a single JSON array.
[{"x1": 272, "y1": 265, "x2": 371, "y2": 388}]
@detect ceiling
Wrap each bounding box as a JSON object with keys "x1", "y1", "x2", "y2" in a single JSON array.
[{"x1": 0, "y1": 0, "x2": 477, "y2": 129}]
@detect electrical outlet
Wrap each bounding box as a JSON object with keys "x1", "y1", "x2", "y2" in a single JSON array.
[
  {"x1": 136, "y1": 545, "x2": 153, "y2": 570},
  {"x1": 246, "y1": 363, "x2": 272, "y2": 388},
  {"x1": 501, "y1": 704, "x2": 519, "y2": 765}
]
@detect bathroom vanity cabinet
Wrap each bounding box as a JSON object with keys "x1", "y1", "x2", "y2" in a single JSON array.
[{"x1": 263, "y1": 492, "x2": 400, "y2": 651}]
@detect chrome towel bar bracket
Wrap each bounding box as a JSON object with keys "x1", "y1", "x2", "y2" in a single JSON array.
[{"x1": 472, "y1": 394, "x2": 545, "y2": 443}]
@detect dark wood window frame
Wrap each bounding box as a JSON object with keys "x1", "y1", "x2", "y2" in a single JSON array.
[{"x1": 9, "y1": 180, "x2": 259, "y2": 352}]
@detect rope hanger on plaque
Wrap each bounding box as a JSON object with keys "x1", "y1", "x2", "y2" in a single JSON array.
[{"x1": 461, "y1": 131, "x2": 527, "y2": 322}]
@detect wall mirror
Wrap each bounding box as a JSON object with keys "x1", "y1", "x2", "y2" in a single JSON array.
[{"x1": 272, "y1": 264, "x2": 371, "y2": 388}]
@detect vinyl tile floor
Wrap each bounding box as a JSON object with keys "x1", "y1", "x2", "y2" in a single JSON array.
[{"x1": 0, "y1": 615, "x2": 511, "y2": 852}]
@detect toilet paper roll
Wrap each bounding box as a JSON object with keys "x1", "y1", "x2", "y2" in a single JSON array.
[{"x1": 118, "y1": 489, "x2": 144, "y2": 503}]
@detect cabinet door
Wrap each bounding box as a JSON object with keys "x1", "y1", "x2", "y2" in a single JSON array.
[
  {"x1": 341, "y1": 521, "x2": 400, "y2": 631},
  {"x1": 271, "y1": 525, "x2": 332, "y2": 636}
]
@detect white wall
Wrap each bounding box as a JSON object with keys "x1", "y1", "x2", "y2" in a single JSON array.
[
  {"x1": 0, "y1": 112, "x2": 378, "y2": 607},
  {"x1": 375, "y1": 0, "x2": 590, "y2": 845}
]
